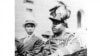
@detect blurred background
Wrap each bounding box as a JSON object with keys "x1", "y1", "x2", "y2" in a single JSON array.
[{"x1": 15, "y1": 0, "x2": 86, "y2": 39}]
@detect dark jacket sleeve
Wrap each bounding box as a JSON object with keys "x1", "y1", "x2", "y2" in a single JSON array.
[
  {"x1": 23, "y1": 36, "x2": 44, "y2": 51},
  {"x1": 15, "y1": 38, "x2": 25, "y2": 56}
]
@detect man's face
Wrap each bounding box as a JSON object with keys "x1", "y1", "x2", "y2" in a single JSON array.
[
  {"x1": 52, "y1": 23, "x2": 63, "y2": 33},
  {"x1": 25, "y1": 24, "x2": 35, "y2": 35}
]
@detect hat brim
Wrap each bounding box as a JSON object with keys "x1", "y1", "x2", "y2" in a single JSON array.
[
  {"x1": 23, "y1": 22, "x2": 36, "y2": 27},
  {"x1": 49, "y1": 17, "x2": 68, "y2": 28}
]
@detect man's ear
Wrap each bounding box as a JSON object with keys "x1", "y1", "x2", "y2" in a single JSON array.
[{"x1": 62, "y1": 23, "x2": 68, "y2": 28}]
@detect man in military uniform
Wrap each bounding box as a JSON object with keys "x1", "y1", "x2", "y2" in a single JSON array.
[
  {"x1": 15, "y1": 20, "x2": 44, "y2": 56},
  {"x1": 48, "y1": 1, "x2": 86, "y2": 56}
]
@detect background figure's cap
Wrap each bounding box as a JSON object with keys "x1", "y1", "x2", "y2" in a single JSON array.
[{"x1": 23, "y1": 20, "x2": 37, "y2": 27}]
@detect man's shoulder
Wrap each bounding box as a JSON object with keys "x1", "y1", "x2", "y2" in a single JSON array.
[
  {"x1": 31, "y1": 35, "x2": 41, "y2": 40},
  {"x1": 18, "y1": 37, "x2": 27, "y2": 43},
  {"x1": 62, "y1": 31, "x2": 71, "y2": 39},
  {"x1": 21, "y1": 37, "x2": 26, "y2": 40}
]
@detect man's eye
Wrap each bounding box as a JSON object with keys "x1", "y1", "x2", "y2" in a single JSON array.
[
  {"x1": 27, "y1": 26, "x2": 31, "y2": 27},
  {"x1": 27, "y1": 25, "x2": 34, "y2": 27}
]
